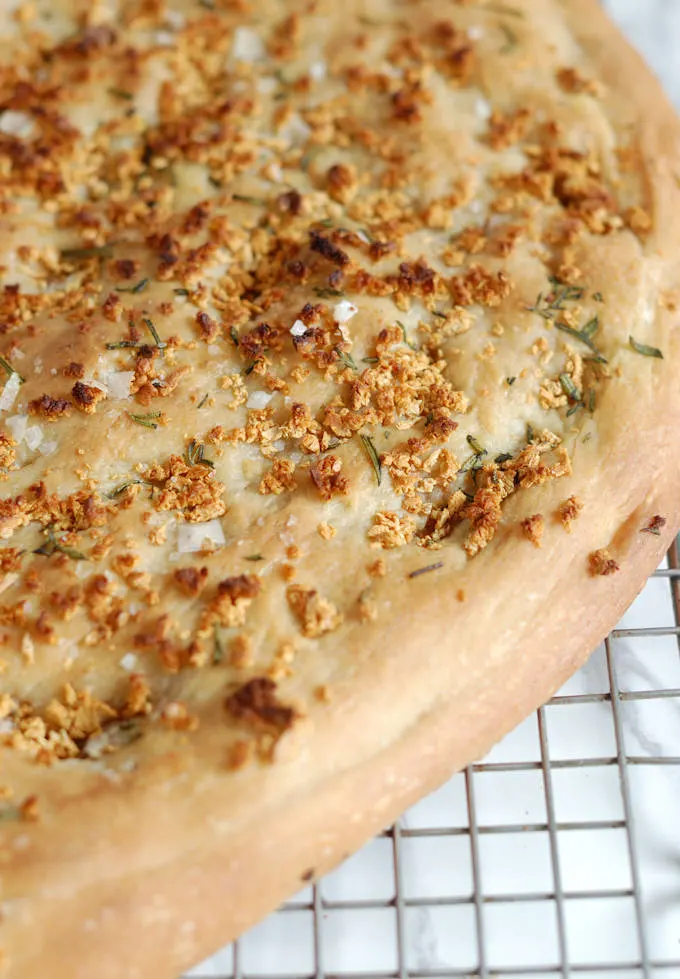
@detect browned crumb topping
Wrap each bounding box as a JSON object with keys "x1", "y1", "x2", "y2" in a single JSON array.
[
  {"x1": 556, "y1": 67, "x2": 601, "y2": 96},
  {"x1": 287, "y1": 585, "x2": 343, "y2": 637},
  {"x1": 0, "y1": 1, "x2": 657, "y2": 770},
  {"x1": 173, "y1": 566, "x2": 209, "y2": 597},
  {"x1": 28, "y1": 394, "x2": 72, "y2": 420},
  {"x1": 19, "y1": 795, "x2": 40, "y2": 822},
  {"x1": 226, "y1": 677, "x2": 296, "y2": 733},
  {"x1": 72, "y1": 381, "x2": 106, "y2": 414},
  {"x1": 227, "y1": 739, "x2": 253, "y2": 771},
  {"x1": 557, "y1": 495, "x2": 584, "y2": 532},
  {"x1": 521, "y1": 514, "x2": 545, "y2": 547},
  {"x1": 641, "y1": 515, "x2": 667, "y2": 536},
  {"x1": 588, "y1": 549, "x2": 620, "y2": 576},
  {"x1": 309, "y1": 455, "x2": 349, "y2": 501}
]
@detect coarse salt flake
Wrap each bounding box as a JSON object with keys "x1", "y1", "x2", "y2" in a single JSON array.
[
  {"x1": 5, "y1": 414, "x2": 27, "y2": 441},
  {"x1": 246, "y1": 390, "x2": 273, "y2": 410},
  {"x1": 290, "y1": 319, "x2": 307, "y2": 337},
  {"x1": 24, "y1": 425, "x2": 43, "y2": 451},
  {"x1": 120, "y1": 653, "x2": 138, "y2": 672},
  {"x1": 0, "y1": 373, "x2": 22, "y2": 413},
  {"x1": 104, "y1": 371, "x2": 133, "y2": 400},
  {"x1": 475, "y1": 98, "x2": 492, "y2": 120},
  {"x1": 334, "y1": 300, "x2": 358, "y2": 324},
  {"x1": 177, "y1": 519, "x2": 226, "y2": 554},
  {"x1": 309, "y1": 61, "x2": 327, "y2": 81},
  {"x1": 0, "y1": 110, "x2": 35, "y2": 138},
  {"x1": 231, "y1": 26, "x2": 265, "y2": 62}
]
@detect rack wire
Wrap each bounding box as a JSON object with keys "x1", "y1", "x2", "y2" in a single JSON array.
[{"x1": 187, "y1": 539, "x2": 680, "y2": 979}]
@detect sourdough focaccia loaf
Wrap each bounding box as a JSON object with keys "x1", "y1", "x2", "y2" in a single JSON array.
[{"x1": 1, "y1": 1, "x2": 679, "y2": 976}]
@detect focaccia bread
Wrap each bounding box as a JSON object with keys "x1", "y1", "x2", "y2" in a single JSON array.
[{"x1": 1, "y1": 1, "x2": 679, "y2": 976}]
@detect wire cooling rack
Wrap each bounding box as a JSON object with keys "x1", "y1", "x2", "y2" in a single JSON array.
[{"x1": 186, "y1": 541, "x2": 680, "y2": 979}]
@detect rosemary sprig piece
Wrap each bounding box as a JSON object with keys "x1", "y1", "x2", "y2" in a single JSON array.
[
  {"x1": 408, "y1": 561, "x2": 444, "y2": 579},
  {"x1": 142, "y1": 317, "x2": 166, "y2": 353},
  {"x1": 108, "y1": 479, "x2": 144, "y2": 498},
  {"x1": 628, "y1": 335, "x2": 663, "y2": 359},
  {"x1": 0, "y1": 354, "x2": 24, "y2": 383},
  {"x1": 359, "y1": 434, "x2": 382, "y2": 485},
  {"x1": 34, "y1": 527, "x2": 86, "y2": 561},
  {"x1": 334, "y1": 347, "x2": 358, "y2": 371},
  {"x1": 128, "y1": 411, "x2": 161, "y2": 429},
  {"x1": 116, "y1": 278, "x2": 149, "y2": 294},
  {"x1": 61, "y1": 244, "x2": 114, "y2": 261},
  {"x1": 185, "y1": 439, "x2": 214, "y2": 468}
]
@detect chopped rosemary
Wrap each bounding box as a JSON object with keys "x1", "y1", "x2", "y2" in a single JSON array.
[
  {"x1": 105, "y1": 340, "x2": 141, "y2": 350},
  {"x1": 566, "y1": 401, "x2": 585, "y2": 417},
  {"x1": 185, "y1": 439, "x2": 214, "y2": 468},
  {"x1": 318, "y1": 218, "x2": 334, "y2": 228},
  {"x1": 559, "y1": 373, "x2": 580, "y2": 401},
  {"x1": 128, "y1": 410, "x2": 161, "y2": 429},
  {"x1": 213, "y1": 626, "x2": 225, "y2": 665},
  {"x1": 527, "y1": 279, "x2": 585, "y2": 320},
  {"x1": 593, "y1": 292, "x2": 604, "y2": 303},
  {"x1": 108, "y1": 87, "x2": 133, "y2": 100},
  {"x1": 61, "y1": 244, "x2": 114, "y2": 261},
  {"x1": 582, "y1": 432, "x2": 593, "y2": 444},
  {"x1": 313, "y1": 287, "x2": 345, "y2": 298},
  {"x1": 362, "y1": 356, "x2": 379, "y2": 364},
  {"x1": 173, "y1": 287, "x2": 190, "y2": 296},
  {"x1": 245, "y1": 554, "x2": 264, "y2": 561},
  {"x1": 397, "y1": 320, "x2": 416, "y2": 350},
  {"x1": 199, "y1": 0, "x2": 215, "y2": 8},
  {"x1": 459, "y1": 438, "x2": 488, "y2": 474},
  {"x1": 582, "y1": 316, "x2": 599, "y2": 338},
  {"x1": 0, "y1": 806, "x2": 21, "y2": 822},
  {"x1": 641, "y1": 515, "x2": 666, "y2": 536},
  {"x1": 466, "y1": 434, "x2": 486, "y2": 455},
  {"x1": 526, "y1": 423, "x2": 535, "y2": 443},
  {"x1": 229, "y1": 326, "x2": 239, "y2": 346},
  {"x1": 142, "y1": 316, "x2": 166, "y2": 352},
  {"x1": 34, "y1": 527, "x2": 86, "y2": 561},
  {"x1": 495, "y1": 452, "x2": 513, "y2": 464},
  {"x1": 116, "y1": 278, "x2": 149, "y2": 294},
  {"x1": 499, "y1": 22, "x2": 518, "y2": 52},
  {"x1": 359, "y1": 434, "x2": 382, "y2": 485},
  {"x1": 628, "y1": 335, "x2": 663, "y2": 359},
  {"x1": 107, "y1": 479, "x2": 143, "y2": 498},
  {"x1": 233, "y1": 194, "x2": 267, "y2": 206},
  {"x1": 458, "y1": 453, "x2": 486, "y2": 474},
  {"x1": 111, "y1": 720, "x2": 143, "y2": 747},
  {"x1": 208, "y1": 175, "x2": 223, "y2": 189},
  {"x1": 335, "y1": 347, "x2": 358, "y2": 371},
  {"x1": 588, "y1": 390, "x2": 596, "y2": 413},
  {"x1": 408, "y1": 561, "x2": 444, "y2": 579},
  {"x1": 432, "y1": 310, "x2": 448, "y2": 319},
  {"x1": 554, "y1": 321, "x2": 606, "y2": 360},
  {"x1": 0, "y1": 354, "x2": 24, "y2": 383},
  {"x1": 197, "y1": 392, "x2": 210, "y2": 409},
  {"x1": 506, "y1": 376, "x2": 516, "y2": 386}
]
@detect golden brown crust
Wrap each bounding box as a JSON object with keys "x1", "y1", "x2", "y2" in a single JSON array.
[{"x1": 1, "y1": 1, "x2": 680, "y2": 976}]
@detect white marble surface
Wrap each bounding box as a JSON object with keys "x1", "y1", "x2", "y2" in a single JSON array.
[{"x1": 190, "y1": 3, "x2": 680, "y2": 976}]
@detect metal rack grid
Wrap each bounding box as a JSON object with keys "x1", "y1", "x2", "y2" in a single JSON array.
[{"x1": 187, "y1": 538, "x2": 680, "y2": 979}]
